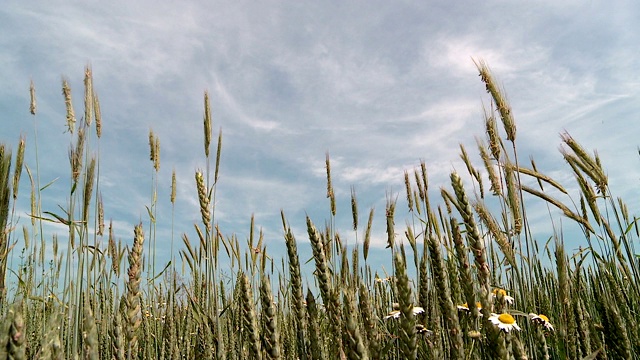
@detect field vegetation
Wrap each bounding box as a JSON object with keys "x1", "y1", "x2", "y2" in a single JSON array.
[{"x1": 0, "y1": 62, "x2": 638, "y2": 359}]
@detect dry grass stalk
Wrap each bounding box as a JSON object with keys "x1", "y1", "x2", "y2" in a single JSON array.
[
  {"x1": 62, "y1": 78, "x2": 76, "y2": 133},
  {"x1": 385, "y1": 198, "x2": 396, "y2": 249},
  {"x1": 427, "y1": 235, "x2": 464, "y2": 359},
  {"x1": 510, "y1": 164, "x2": 567, "y2": 194},
  {"x1": 560, "y1": 133, "x2": 608, "y2": 194},
  {"x1": 153, "y1": 136, "x2": 160, "y2": 172},
  {"x1": 394, "y1": 251, "x2": 417, "y2": 359},
  {"x1": 0, "y1": 146, "x2": 12, "y2": 299},
  {"x1": 351, "y1": 186, "x2": 358, "y2": 231},
  {"x1": 260, "y1": 274, "x2": 281, "y2": 359},
  {"x1": 520, "y1": 185, "x2": 595, "y2": 233},
  {"x1": 418, "y1": 252, "x2": 430, "y2": 311},
  {"x1": 108, "y1": 221, "x2": 119, "y2": 276},
  {"x1": 600, "y1": 297, "x2": 631, "y2": 359},
  {"x1": 575, "y1": 173, "x2": 602, "y2": 227},
  {"x1": 281, "y1": 212, "x2": 306, "y2": 359},
  {"x1": 160, "y1": 299, "x2": 176, "y2": 360},
  {"x1": 450, "y1": 173, "x2": 508, "y2": 358},
  {"x1": 533, "y1": 325, "x2": 550, "y2": 360},
  {"x1": 125, "y1": 224, "x2": 145, "y2": 358},
  {"x1": 473, "y1": 201, "x2": 516, "y2": 268},
  {"x1": 82, "y1": 300, "x2": 99, "y2": 360},
  {"x1": 27, "y1": 165, "x2": 36, "y2": 227},
  {"x1": 450, "y1": 218, "x2": 478, "y2": 319},
  {"x1": 404, "y1": 171, "x2": 413, "y2": 212},
  {"x1": 195, "y1": 325, "x2": 213, "y2": 359},
  {"x1": 484, "y1": 105, "x2": 502, "y2": 161},
  {"x1": 326, "y1": 287, "x2": 344, "y2": 358},
  {"x1": 358, "y1": 282, "x2": 379, "y2": 359},
  {"x1": 305, "y1": 290, "x2": 324, "y2": 360},
  {"x1": 477, "y1": 138, "x2": 502, "y2": 196},
  {"x1": 239, "y1": 272, "x2": 261, "y2": 359},
  {"x1": 29, "y1": 80, "x2": 36, "y2": 115},
  {"x1": 307, "y1": 216, "x2": 331, "y2": 305},
  {"x1": 326, "y1": 153, "x2": 336, "y2": 216},
  {"x1": 214, "y1": 129, "x2": 223, "y2": 183},
  {"x1": 83, "y1": 66, "x2": 94, "y2": 127},
  {"x1": 412, "y1": 190, "x2": 421, "y2": 216},
  {"x1": 419, "y1": 161, "x2": 429, "y2": 205},
  {"x1": 556, "y1": 240, "x2": 578, "y2": 359},
  {"x1": 82, "y1": 157, "x2": 96, "y2": 226},
  {"x1": 171, "y1": 169, "x2": 176, "y2": 204},
  {"x1": 440, "y1": 187, "x2": 456, "y2": 214},
  {"x1": 450, "y1": 173, "x2": 490, "y2": 293},
  {"x1": 504, "y1": 162, "x2": 522, "y2": 235},
  {"x1": 70, "y1": 127, "x2": 85, "y2": 184},
  {"x1": 618, "y1": 197, "x2": 630, "y2": 224},
  {"x1": 363, "y1": 208, "x2": 374, "y2": 262},
  {"x1": 475, "y1": 60, "x2": 516, "y2": 142},
  {"x1": 195, "y1": 170, "x2": 211, "y2": 231},
  {"x1": 413, "y1": 169, "x2": 425, "y2": 205},
  {"x1": 110, "y1": 306, "x2": 125, "y2": 360},
  {"x1": 404, "y1": 227, "x2": 418, "y2": 273},
  {"x1": 511, "y1": 336, "x2": 527, "y2": 360},
  {"x1": 12, "y1": 136, "x2": 25, "y2": 200},
  {"x1": 599, "y1": 217, "x2": 635, "y2": 293},
  {"x1": 573, "y1": 292, "x2": 592, "y2": 357},
  {"x1": 148, "y1": 130, "x2": 155, "y2": 163},
  {"x1": 97, "y1": 193, "x2": 104, "y2": 236},
  {"x1": 342, "y1": 288, "x2": 368, "y2": 360},
  {"x1": 459, "y1": 144, "x2": 473, "y2": 177},
  {"x1": 460, "y1": 144, "x2": 484, "y2": 198},
  {"x1": 204, "y1": 91, "x2": 212, "y2": 158},
  {"x1": 22, "y1": 226, "x2": 29, "y2": 254},
  {"x1": 340, "y1": 244, "x2": 349, "y2": 286},
  {"x1": 93, "y1": 92, "x2": 101, "y2": 138}
]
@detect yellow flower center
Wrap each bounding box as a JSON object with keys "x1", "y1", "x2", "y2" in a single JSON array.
[
  {"x1": 475, "y1": 302, "x2": 483, "y2": 308},
  {"x1": 498, "y1": 313, "x2": 515, "y2": 324},
  {"x1": 538, "y1": 314, "x2": 549, "y2": 322},
  {"x1": 493, "y1": 288, "x2": 507, "y2": 296}
]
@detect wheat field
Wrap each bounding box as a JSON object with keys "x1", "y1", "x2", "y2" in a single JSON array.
[{"x1": 0, "y1": 62, "x2": 637, "y2": 359}]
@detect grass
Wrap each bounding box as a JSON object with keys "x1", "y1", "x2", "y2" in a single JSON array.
[{"x1": 0, "y1": 61, "x2": 638, "y2": 359}]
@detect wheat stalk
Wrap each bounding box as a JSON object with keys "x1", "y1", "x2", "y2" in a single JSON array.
[{"x1": 125, "y1": 224, "x2": 145, "y2": 358}]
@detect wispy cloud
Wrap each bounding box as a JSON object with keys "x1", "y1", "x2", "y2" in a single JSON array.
[{"x1": 2, "y1": 1, "x2": 640, "y2": 262}]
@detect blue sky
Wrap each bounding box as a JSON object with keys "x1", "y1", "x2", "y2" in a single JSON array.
[{"x1": 1, "y1": 2, "x2": 639, "y2": 275}]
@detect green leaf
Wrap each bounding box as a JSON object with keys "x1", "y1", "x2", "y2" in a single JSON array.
[
  {"x1": 41, "y1": 211, "x2": 71, "y2": 226},
  {"x1": 147, "y1": 261, "x2": 171, "y2": 284},
  {"x1": 145, "y1": 205, "x2": 156, "y2": 223},
  {"x1": 40, "y1": 177, "x2": 59, "y2": 191}
]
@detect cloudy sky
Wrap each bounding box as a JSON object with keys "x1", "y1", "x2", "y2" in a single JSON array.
[{"x1": 1, "y1": 2, "x2": 639, "y2": 274}]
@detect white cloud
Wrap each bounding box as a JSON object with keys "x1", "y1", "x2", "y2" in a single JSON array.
[{"x1": 2, "y1": 1, "x2": 640, "y2": 272}]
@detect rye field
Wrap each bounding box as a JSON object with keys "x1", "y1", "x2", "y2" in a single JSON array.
[{"x1": 0, "y1": 62, "x2": 638, "y2": 359}]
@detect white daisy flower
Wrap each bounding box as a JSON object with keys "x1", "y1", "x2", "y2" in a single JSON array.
[
  {"x1": 492, "y1": 288, "x2": 514, "y2": 305},
  {"x1": 457, "y1": 302, "x2": 483, "y2": 313},
  {"x1": 488, "y1": 313, "x2": 521, "y2": 332},
  {"x1": 384, "y1": 306, "x2": 425, "y2": 320},
  {"x1": 384, "y1": 310, "x2": 401, "y2": 319},
  {"x1": 529, "y1": 313, "x2": 554, "y2": 331},
  {"x1": 415, "y1": 324, "x2": 433, "y2": 336}
]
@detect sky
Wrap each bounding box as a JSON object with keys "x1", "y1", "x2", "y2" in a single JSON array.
[{"x1": 1, "y1": 2, "x2": 640, "y2": 277}]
